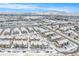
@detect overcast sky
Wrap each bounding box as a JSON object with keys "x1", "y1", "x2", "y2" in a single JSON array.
[{"x1": 0, "y1": 3, "x2": 78, "y2": 13}]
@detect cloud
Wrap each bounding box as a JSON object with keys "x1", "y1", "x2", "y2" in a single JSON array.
[
  {"x1": 48, "y1": 7, "x2": 73, "y2": 13},
  {"x1": 0, "y1": 3, "x2": 74, "y2": 13},
  {"x1": 0, "y1": 4, "x2": 39, "y2": 10}
]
